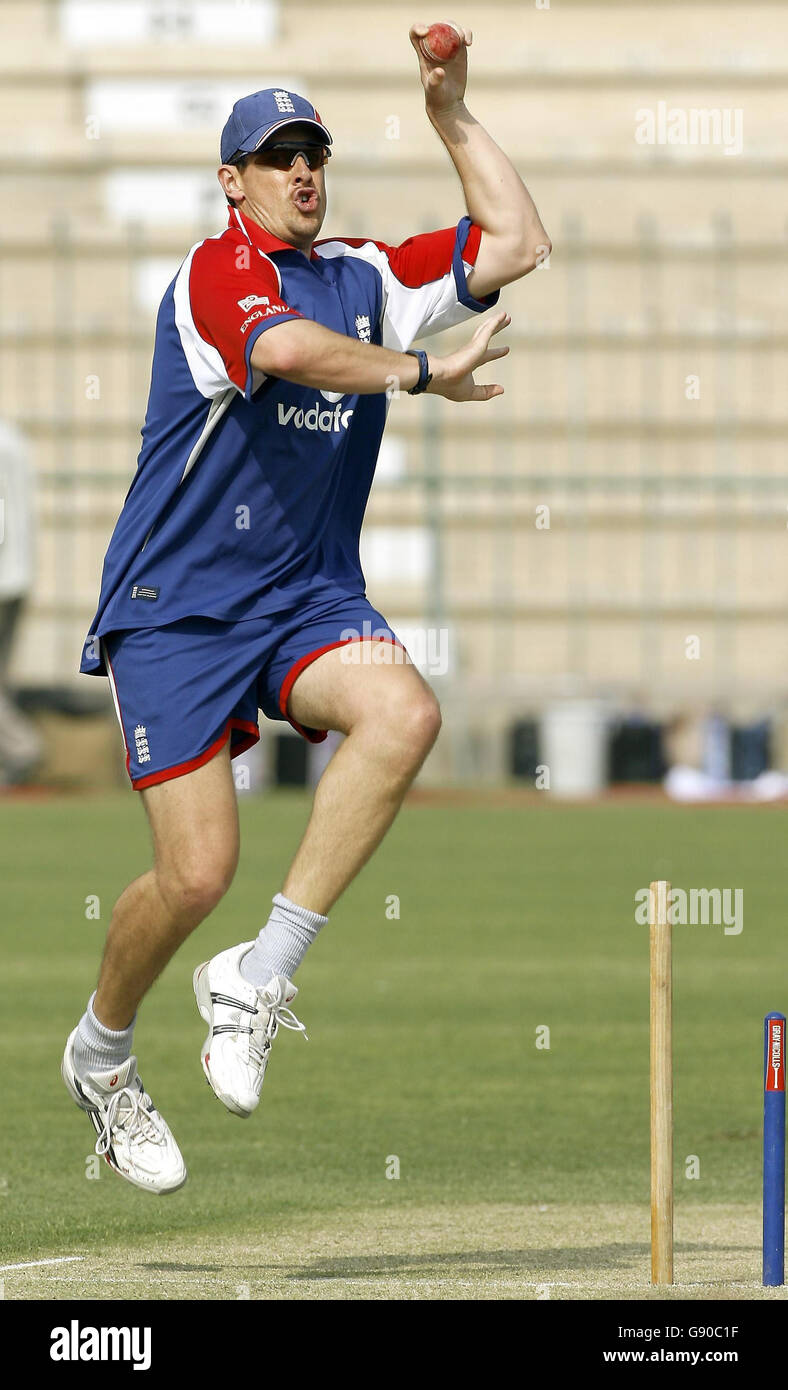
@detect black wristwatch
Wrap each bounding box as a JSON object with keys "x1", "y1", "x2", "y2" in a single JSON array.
[{"x1": 404, "y1": 349, "x2": 432, "y2": 395}]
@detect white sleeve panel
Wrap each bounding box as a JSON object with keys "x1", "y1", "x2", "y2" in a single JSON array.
[
  {"x1": 404, "y1": 257, "x2": 493, "y2": 344},
  {"x1": 317, "y1": 222, "x2": 499, "y2": 353},
  {"x1": 172, "y1": 238, "x2": 236, "y2": 399}
]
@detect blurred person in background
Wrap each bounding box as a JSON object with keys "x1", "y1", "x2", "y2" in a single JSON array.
[{"x1": 0, "y1": 418, "x2": 41, "y2": 784}]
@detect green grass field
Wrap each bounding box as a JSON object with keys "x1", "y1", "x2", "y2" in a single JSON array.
[{"x1": 1, "y1": 790, "x2": 787, "y2": 1300}]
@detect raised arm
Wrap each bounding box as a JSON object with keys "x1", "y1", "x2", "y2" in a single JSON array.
[{"x1": 409, "y1": 22, "x2": 551, "y2": 299}]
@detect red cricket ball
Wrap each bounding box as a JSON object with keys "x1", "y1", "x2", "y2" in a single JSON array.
[{"x1": 420, "y1": 22, "x2": 462, "y2": 64}]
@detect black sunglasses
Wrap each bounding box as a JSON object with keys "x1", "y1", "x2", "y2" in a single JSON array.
[{"x1": 231, "y1": 144, "x2": 331, "y2": 171}]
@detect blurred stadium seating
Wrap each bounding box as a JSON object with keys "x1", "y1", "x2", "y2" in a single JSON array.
[{"x1": 1, "y1": 0, "x2": 786, "y2": 785}]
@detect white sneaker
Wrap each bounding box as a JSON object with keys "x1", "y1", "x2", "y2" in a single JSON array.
[
  {"x1": 61, "y1": 1029, "x2": 187, "y2": 1194},
  {"x1": 193, "y1": 942, "x2": 308, "y2": 1118}
]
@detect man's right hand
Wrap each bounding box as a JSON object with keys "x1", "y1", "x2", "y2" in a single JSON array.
[{"x1": 425, "y1": 309, "x2": 510, "y2": 402}]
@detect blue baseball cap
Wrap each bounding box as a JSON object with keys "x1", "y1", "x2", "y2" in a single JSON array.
[{"x1": 220, "y1": 88, "x2": 332, "y2": 165}]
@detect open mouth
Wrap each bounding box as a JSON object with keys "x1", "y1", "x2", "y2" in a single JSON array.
[{"x1": 293, "y1": 189, "x2": 319, "y2": 213}]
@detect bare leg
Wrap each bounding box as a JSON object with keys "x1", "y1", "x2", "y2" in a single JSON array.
[
  {"x1": 281, "y1": 643, "x2": 441, "y2": 914},
  {"x1": 93, "y1": 744, "x2": 239, "y2": 1028}
]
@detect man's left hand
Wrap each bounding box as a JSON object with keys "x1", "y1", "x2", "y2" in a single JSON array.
[{"x1": 409, "y1": 21, "x2": 472, "y2": 115}]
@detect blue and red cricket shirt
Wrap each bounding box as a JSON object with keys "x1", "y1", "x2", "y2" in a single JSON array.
[{"x1": 81, "y1": 205, "x2": 499, "y2": 786}]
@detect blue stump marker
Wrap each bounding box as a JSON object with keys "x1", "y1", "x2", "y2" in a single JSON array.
[{"x1": 763, "y1": 1011, "x2": 786, "y2": 1286}]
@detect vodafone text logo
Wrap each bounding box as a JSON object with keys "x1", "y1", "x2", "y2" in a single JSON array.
[{"x1": 277, "y1": 398, "x2": 354, "y2": 433}]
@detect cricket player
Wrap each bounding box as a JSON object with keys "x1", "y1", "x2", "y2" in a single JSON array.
[{"x1": 62, "y1": 23, "x2": 550, "y2": 1191}]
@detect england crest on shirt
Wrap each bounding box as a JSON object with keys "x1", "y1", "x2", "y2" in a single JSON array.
[{"x1": 355, "y1": 315, "x2": 371, "y2": 343}]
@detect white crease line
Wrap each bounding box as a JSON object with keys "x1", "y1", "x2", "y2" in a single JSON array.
[
  {"x1": 21, "y1": 1274, "x2": 575, "y2": 1289},
  {"x1": 1, "y1": 1273, "x2": 704, "y2": 1291},
  {"x1": 0, "y1": 1256, "x2": 84, "y2": 1272}
]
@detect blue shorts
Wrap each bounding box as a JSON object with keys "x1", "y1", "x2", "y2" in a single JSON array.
[{"x1": 103, "y1": 593, "x2": 401, "y2": 790}]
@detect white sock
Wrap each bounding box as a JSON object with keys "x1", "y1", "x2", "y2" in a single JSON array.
[
  {"x1": 72, "y1": 992, "x2": 136, "y2": 1078},
  {"x1": 240, "y1": 893, "x2": 328, "y2": 986}
]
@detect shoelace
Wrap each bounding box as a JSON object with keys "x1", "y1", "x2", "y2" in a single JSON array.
[
  {"x1": 247, "y1": 984, "x2": 308, "y2": 1070},
  {"x1": 95, "y1": 1083, "x2": 166, "y2": 1157}
]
